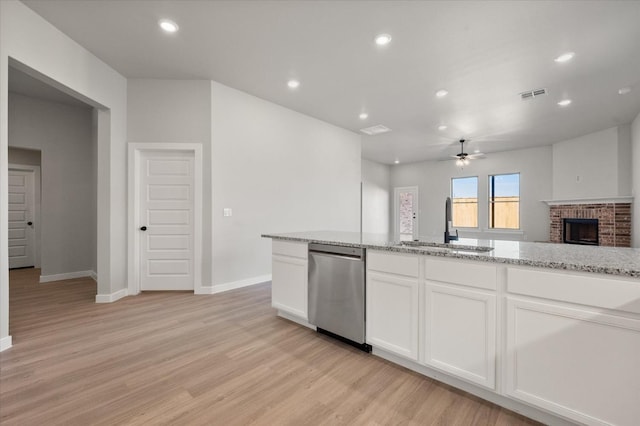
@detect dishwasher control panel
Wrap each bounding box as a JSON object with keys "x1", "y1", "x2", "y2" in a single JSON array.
[{"x1": 308, "y1": 243, "x2": 364, "y2": 259}]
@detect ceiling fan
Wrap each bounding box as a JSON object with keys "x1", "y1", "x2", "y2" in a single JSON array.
[{"x1": 450, "y1": 139, "x2": 485, "y2": 166}]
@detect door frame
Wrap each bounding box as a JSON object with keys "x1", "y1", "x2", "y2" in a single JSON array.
[
  {"x1": 393, "y1": 186, "x2": 419, "y2": 240},
  {"x1": 8, "y1": 164, "x2": 41, "y2": 268},
  {"x1": 127, "y1": 143, "x2": 203, "y2": 295}
]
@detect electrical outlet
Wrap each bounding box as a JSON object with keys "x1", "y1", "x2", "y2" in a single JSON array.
[{"x1": 223, "y1": 208, "x2": 232, "y2": 217}]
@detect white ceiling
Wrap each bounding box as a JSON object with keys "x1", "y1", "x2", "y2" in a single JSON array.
[{"x1": 22, "y1": 0, "x2": 640, "y2": 164}]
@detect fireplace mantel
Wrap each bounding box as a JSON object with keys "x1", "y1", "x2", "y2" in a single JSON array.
[{"x1": 542, "y1": 196, "x2": 633, "y2": 206}]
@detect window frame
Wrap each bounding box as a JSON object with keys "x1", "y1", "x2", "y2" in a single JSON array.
[
  {"x1": 450, "y1": 175, "x2": 479, "y2": 229},
  {"x1": 487, "y1": 172, "x2": 521, "y2": 230}
]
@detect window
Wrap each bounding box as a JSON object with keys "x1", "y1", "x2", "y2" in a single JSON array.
[
  {"x1": 451, "y1": 176, "x2": 478, "y2": 228},
  {"x1": 489, "y1": 173, "x2": 520, "y2": 229}
]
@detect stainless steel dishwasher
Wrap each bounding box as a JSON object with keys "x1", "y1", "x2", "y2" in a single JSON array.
[{"x1": 308, "y1": 243, "x2": 370, "y2": 352}]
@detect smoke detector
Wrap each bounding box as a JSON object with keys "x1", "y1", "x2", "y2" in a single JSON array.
[
  {"x1": 520, "y1": 88, "x2": 547, "y2": 100},
  {"x1": 360, "y1": 125, "x2": 392, "y2": 136}
]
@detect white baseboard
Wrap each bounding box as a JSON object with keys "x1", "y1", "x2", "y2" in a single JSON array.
[
  {"x1": 89, "y1": 271, "x2": 98, "y2": 281},
  {"x1": 194, "y1": 286, "x2": 215, "y2": 295},
  {"x1": 40, "y1": 270, "x2": 96, "y2": 283},
  {"x1": 0, "y1": 335, "x2": 12, "y2": 352},
  {"x1": 196, "y1": 274, "x2": 272, "y2": 295},
  {"x1": 95, "y1": 288, "x2": 128, "y2": 303}
]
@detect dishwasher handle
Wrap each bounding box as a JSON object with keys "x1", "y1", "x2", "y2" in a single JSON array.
[
  {"x1": 309, "y1": 251, "x2": 363, "y2": 262},
  {"x1": 308, "y1": 243, "x2": 364, "y2": 259}
]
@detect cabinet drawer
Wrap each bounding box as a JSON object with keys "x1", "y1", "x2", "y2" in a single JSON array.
[
  {"x1": 425, "y1": 258, "x2": 497, "y2": 290},
  {"x1": 367, "y1": 250, "x2": 420, "y2": 278},
  {"x1": 507, "y1": 267, "x2": 640, "y2": 314},
  {"x1": 272, "y1": 240, "x2": 308, "y2": 259}
]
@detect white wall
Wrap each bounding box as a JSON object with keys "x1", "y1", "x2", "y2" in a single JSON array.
[
  {"x1": 1, "y1": 0, "x2": 127, "y2": 349},
  {"x1": 211, "y1": 82, "x2": 361, "y2": 287},
  {"x1": 390, "y1": 146, "x2": 552, "y2": 242},
  {"x1": 618, "y1": 124, "x2": 632, "y2": 197},
  {"x1": 127, "y1": 79, "x2": 213, "y2": 286},
  {"x1": 127, "y1": 80, "x2": 363, "y2": 290},
  {"x1": 632, "y1": 112, "x2": 640, "y2": 247},
  {"x1": 552, "y1": 126, "x2": 631, "y2": 199},
  {"x1": 362, "y1": 159, "x2": 390, "y2": 234},
  {"x1": 9, "y1": 93, "x2": 95, "y2": 277},
  {"x1": 128, "y1": 80, "x2": 212, "y2": 143}
]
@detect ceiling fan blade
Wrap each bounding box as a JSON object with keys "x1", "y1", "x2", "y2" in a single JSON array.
[
  {"x1": 467, "y1": 153, "x2": 486, "y2": 159},
  {"x1": 437, "y1": 155, "x2": 458, "y2": 161}
]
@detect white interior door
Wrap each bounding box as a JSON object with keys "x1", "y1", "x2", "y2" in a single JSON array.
[
  {"x1": 139, "y1": 150, "x2": 195, "y2": 291},
  {"x1": 8, "y1": 170, "x2": 36, "y2": 269},
  {"x1": 394, "y1": 186, "x2": 419, "y2": 241}
]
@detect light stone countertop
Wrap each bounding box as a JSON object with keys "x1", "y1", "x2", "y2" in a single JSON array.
[{"x1": 262, "y1": 231, "x2": 640, "y2": 278}]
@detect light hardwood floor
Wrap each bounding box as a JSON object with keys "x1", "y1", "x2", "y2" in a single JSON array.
[{"x1": 1, "y1": 268, "x2": 540, "y2": 425}]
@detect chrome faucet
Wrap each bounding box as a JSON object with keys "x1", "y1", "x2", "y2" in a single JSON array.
[{"x1": 444, "y1": 197, "x2": 459, "y2": 243}]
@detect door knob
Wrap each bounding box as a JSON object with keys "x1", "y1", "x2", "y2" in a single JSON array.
[
  {"x1": 140, "y1": 226, "x2": 147, "y2": 231},
  {"x1": 27, "y1": 221, "x2": 33, "y2": 226}
]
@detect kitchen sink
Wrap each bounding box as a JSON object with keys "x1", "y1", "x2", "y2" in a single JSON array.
[{"x1": 396, "y1": 241, "x2": 494, "y2": 253}]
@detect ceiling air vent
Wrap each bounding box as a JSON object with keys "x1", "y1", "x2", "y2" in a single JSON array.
[
  {"x1": 520, "y1": 88, "x2": 547, "y2": 100},
  {"x1": 360, "y1": 125, "x2": 392, "y2": 136}
]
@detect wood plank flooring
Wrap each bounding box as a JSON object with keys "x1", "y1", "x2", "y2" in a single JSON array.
[{"x1": 1, "y1": 268, "x2": 540, "y2": 425}]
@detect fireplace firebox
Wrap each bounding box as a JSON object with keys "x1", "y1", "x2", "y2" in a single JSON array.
[{"x1": 563, "y1": 218, "x2": 599, "y2": 246}]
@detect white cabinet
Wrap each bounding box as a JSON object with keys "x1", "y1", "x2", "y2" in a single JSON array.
[
  {"x1": 271, "y1": 240, "x2": 308, "y2": 320},
  {"x1": 423, "y1": 282, "x2": 496, "y2": 389},
  {"x1": 366, "y1": 271, "x2": 419, "y2": 360},
  {"x1": 366, "y1": 250, "x2": 421, "y2": 361},
  {"x1": 505, "y1": 267, "x2": 640, "y2": 426},
  {"x1": 422, "y1": 257, "x2": 497, "y2": 389}
]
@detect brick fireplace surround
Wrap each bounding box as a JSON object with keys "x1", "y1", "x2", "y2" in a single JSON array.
[{"x1": 550, "y1": 203, "x2": 631, "y2": 247}]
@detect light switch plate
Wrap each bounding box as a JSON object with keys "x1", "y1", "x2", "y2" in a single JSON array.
[{"x1": 223, "y1": 208, "x2": 232, "y2": 217}]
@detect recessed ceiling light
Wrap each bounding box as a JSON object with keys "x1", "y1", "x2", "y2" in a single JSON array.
[
  {"x1": 557, "y1": 99, "x2": 572, "y2": 107},
  {"x1": 438, "y1": 125, "x2": 447, "y2": 131},
  {"x1": 435, "y1": 89, "x2": 448, "y2": 98},
  {"x1": 554, "y1": 52, "x2": 575, "y2": 63},
  {"x1": 159, "y1": 19, "x2": 179, "y2": 33},
  {"x1": 375, "y1": 34, "x2": 392, "y2": 46},
  {"x1": 474, "y1": 149, "x2": 480, "y2": 154},
  {"x1": 359, "y1": 112, "x2": 369, "y2": 120},
  {"x1": 394, "y1": 159, "x2": 400, "y2": 164},
  {"x1": 287, "y1": 79, "x2": 300, "y2": 89},
  {"x1": 618, "y1": 87, "x2": 632, "y2": 95}
]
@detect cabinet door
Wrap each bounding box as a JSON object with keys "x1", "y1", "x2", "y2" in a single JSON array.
[
  {"x1": 366, "y1": 271, "x2": 419, "y2": 360},
  {"x1": 423, "y1": 282, "x2": 496, "y2": 389},
  {"x1": 505, "y1": 297, "x2": 640, "y2": 426},
  {"x1": 272, "y1": 254, "x2": 307, "y2": 320}
]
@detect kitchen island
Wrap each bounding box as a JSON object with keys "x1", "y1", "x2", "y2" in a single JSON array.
[{"x1": 263, "y1": 231, "x2": 640, "y2": 426}]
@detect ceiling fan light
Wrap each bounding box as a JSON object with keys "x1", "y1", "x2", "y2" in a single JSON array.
[
  {"x1": 463, "y1": 157, "x2": 470, "y2": 165},
  {"x1": 159, "y1": 19, "x2": 179, "y2": 33},
  {"x1": 375, "y1": 34, "x2": 392, "y2": 46},
  {"x1": 554, "y1": 52, "x2": 575, "y2": 63}
]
